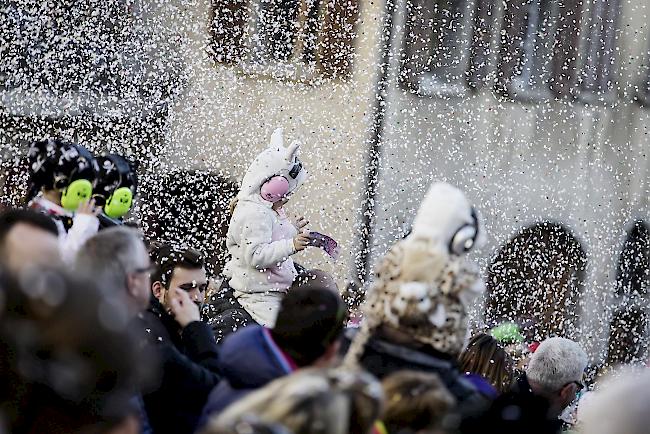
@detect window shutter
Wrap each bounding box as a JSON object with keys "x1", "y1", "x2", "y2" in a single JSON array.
[
  {"x1": 400, "y1": 0, "x2": 436, "y2": 92},
  {"x1": 210, "y1": 0, "x2": 248, "y2": 64},
  {"x1": 579, "y1": 0, "x2": 620, "y2": 99},
  {"x1": 318, "y1": 0, "x2": 360, "y2": 78},
  {"x1": 496, "y1": 0, "x2": 529, "y2": 96},
  {"x1": 467, "y1": 0, "x2": 496, "y2": 89},
  {"x1": 549, "y1": 0, "x2": 583, "y2": 97}
]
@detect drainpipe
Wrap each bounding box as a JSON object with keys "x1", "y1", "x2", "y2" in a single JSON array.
[{"x1": 354, "y1": 0, "x2": 397, "y2": 293}]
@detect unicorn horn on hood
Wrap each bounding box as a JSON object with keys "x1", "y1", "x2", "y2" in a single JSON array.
[{"x1": 270, "y1": 128, "x2": 285, "y2": 150}]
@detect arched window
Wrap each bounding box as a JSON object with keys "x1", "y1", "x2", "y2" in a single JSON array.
[
  {"x1": 605, "y1": 221, "x2": 650, "y2": 367},
  {"x1": 605, "y1": 304, "x2": 648, "y2": 366},
  {"x1": 485, "y1": 222, "x2": 587, "y2": 341},
  {"x1": 615, "y1": 221, "x2": 650, "y2": 297},
  {"x1": 139, "y1": 170, "x2": 239, "y2": 277}
]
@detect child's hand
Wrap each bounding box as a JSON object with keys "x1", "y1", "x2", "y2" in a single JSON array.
[
  {"x1": 294, "y1": 215, "x2": 309, "y2": 231},
  {"x1": 76, "y1": 199, "x2": 101, "y2": 216},
  {"x1": 293, "y1": 233, "x2": 311, "y2": 252}
]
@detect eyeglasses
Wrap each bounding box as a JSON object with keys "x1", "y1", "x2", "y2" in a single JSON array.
[{"x1": 565, "y1": 380, "x2": 585, "y2": 392}]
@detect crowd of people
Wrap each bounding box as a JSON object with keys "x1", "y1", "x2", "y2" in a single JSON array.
[{"x1": 0, "y1": 132, "x2": 647, "y2": 434}]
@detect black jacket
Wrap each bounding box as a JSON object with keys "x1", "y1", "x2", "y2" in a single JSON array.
[
  {"x1": 203, "y1": 279, "x2": 256, "y2": 344},
  {"x1": 342, "y1": 329, "x2": 488, "y2": 418},
  {"x1": 460, "y1": 373, "x2": 562, "y2": 434},
  {"x1": 139, "y1": 299, "x2": 221, "y2": 434}
]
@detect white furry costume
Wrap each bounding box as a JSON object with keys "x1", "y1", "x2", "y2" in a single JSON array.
[
  {"x1": 344, "y1": 182, "x2": 486, "y2": 365},
  {"x1": 223, "y1": 129, "x2": 308, "y2": 327}
]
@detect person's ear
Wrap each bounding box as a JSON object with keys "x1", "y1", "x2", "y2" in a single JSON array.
[
  {"x1": 152, "y1": 281, "x2": 165, "y2": 301},
  {"x1": 558, "y1": 383, "x2": 575, "y2": 401},
  {"x1": 314, "y1": 340, "x2": 341, "y2": 368}
]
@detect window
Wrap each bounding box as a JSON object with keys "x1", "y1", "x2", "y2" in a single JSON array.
[
  {"x1": 0, "y1": 0, "x2": 185, "y2": 115},
  {"x1": 578, "y1": 0, "x2": 620, "y2": 102},
  {"x1": 139, "y1": 170, "x2": 239, "y2": 277},
  {"x1": 606, "y1": 304, "x2": 648, "y2": 366},
  {"x1": 497, "y1": 0, "x2": 583, "y2": 101},
  {"x1": 485, "y1": 222, "x2": 587, "y2": 341},
  {"x1": 210, "y1": 0, "x2": 359, "y2": 80},
  {"x1": 400, "y1": 0, "x2": 480, "y2": 97},
  {"x1": 615, "y1": 221, "x2": 650, "y2": 297}
]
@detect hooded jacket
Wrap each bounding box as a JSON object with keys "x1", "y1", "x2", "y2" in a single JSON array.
[
  {"x1": 29, "y1": 196, "x2": 99, "y2": 264},
  {"x1": 196, "y1": 326, "x2": 295, "y2": 431},
  {"x1": 223, "y1": 129, "x2": 307, "y2": 324}
]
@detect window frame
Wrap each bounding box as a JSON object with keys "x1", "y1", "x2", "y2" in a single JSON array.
[
  {"x1": 400, "y1": 0, "x2": 480, "y2": 98},
  {"x1": 210, "y1": 0, "x2": 359, "y2": 82}
]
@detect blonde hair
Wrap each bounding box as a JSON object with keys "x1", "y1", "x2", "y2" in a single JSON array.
[
  {"x1": 458, "y1": 333, "x2": 514, "y2": 394},
  {"x1": 205, "y1": 368, "x2": 383, "y2": 434},
  {"x1": 381, "y1": 370, "x2": 456, "y2": 433}
]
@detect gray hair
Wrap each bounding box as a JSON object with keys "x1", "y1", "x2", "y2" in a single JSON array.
[
  {"x1": 75, "y1": 226, "x2": 144, "y2": 294},
  {"x1": 526, "y1": 337, "x2": 588, "y2": 392}
]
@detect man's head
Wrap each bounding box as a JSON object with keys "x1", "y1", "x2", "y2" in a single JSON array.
[
  {"x1": 0, "y1": 209, "x2": 60, "y2": 273},
  {"x1": 381, "y1": 371, "x2": 456, "y2": 434},
  {"x1": 76, "y1": 227, "x2": 151, "y2": 313},
  {"x1": 0, "y1": 266, "x2": 152, "y2": 433},
  {"x1": 525, "y1": 337, "x2": 588, "y2": 417},
  {"x1": 271, "y1": 285, "x2": 347, "y2": 368},
  {"x1": 150, "y1": 244, "x2": 207, "y2": 311}
]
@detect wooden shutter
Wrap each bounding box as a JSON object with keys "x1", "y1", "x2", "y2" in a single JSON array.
[
  {"x1": 549, "y1": 0, "x2": 583, "y2": 97},
  {"x1": 318, "y1": 0, "x2": 360, "y2": 78},
  {"x1": 467, "y1": 0, "x2": 496, "y2": 89},
  {"x1": 400, "y1": 0, "x2": 436, "y2": 92},
  {"x1": 496, "y1": 0, "x2": 529, "y2": 96},
  {"x1": 211, "y1": 0, "x2": 248, "y2": 64}
]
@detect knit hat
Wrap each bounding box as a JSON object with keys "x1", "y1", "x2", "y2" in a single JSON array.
[{"x1": 344, "y1": 182, "x2": 485, "y2": 363}]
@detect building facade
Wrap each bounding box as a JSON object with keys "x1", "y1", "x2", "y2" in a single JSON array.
[{"x1": 1, "y1": 0, "x2": 649, "y2": 359}]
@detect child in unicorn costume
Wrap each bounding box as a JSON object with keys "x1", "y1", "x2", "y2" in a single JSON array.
[{"x1": 223, "y1": 128, "x2": 310, "y2": 327}]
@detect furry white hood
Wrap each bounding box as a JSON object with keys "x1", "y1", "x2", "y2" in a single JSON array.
[
  {"x1": 409, "y1": 182, "x2": 485, "y2": 254},
  {"x1": 238, "y1": 128, "x2": 308, "y2": 207}
]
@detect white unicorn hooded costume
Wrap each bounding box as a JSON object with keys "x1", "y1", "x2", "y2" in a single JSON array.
[{"x1": 223, "y1": 128, "x2": 308, "y2": 326}]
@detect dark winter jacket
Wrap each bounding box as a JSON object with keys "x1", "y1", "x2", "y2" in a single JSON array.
[
  {"x1": 196, "y1": 326, "x2": 295, "y2": 431},
  {"x1": 342, "y1": 329, "x2": 488, "y2": 418},
  {"x1": 463, "y1": 373, "x2": 499, "y2": 400},
  {"x1": 460, "y1": 373, "x2": 562, "y2": 434},
  {"x1": 203, "y1": 279, "x2": 256, "y2": 344},
  {"x1": 139, "y1": 298, "x2": 222, "y2": 434}
]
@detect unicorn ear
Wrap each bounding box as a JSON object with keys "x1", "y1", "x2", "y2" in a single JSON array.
[
  {"x1": 286, "y1": 141, "x2": 300, "y2": 160},
  {"x1": 270, "y1": 128, "x2": 285, "y2": 150}
]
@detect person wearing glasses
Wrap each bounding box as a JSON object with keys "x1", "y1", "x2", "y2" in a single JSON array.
[
  {"x1": 462, "y1": 337, "x2": 588, "y2": 434},
  {"x1": 75, "y1": 226, "x2": 154, "y2": 317},
  {"x1": 75, "y1": 226, "x2": 158, "y2": 434},
  {"x1": 141, "y1": 243, "x2": 221, "y2": 434}
]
